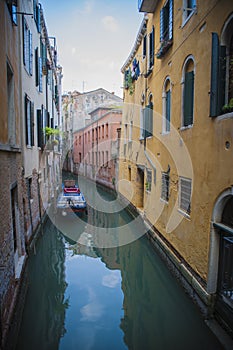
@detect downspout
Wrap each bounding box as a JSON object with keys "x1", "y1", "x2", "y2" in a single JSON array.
[
  {"x1": 26, "y1": 178, "x2": 34, "y2": 240},
  {"x1": 37, "y1": 174, "x2": 43, "y2": 233}
]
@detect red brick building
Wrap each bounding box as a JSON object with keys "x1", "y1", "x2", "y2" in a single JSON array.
[{"x1": 73, "y1": 107, "x2": 122, "y2": 190}]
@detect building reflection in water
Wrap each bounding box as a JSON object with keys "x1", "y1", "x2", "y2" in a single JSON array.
[
  {"x1": 16, "y1": 220, "x2": 68, "y2": 350},
  {"x1": 16, "y1": 177, "x2": 223, "y2": 350}
]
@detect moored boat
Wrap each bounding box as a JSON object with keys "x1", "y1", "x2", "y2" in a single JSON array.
[{"x1": 57, "y1": 179, "x2": 87, "y2": 216}]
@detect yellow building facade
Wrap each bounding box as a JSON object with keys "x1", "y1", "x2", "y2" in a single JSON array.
[{"x1": 119, "y1": 0, "x2": 233, "y2": 334}]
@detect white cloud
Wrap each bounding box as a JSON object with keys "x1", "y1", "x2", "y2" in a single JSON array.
[
  {"x1": 101, "y1": 16, "x2": 118, "y2": 33},
  {"x1": 102, "y1": 271, "x2": 121, "y2": 288},
  {"x1": 80, "y1": 302, "x2": 104, "y2": 322},
  {"x1": 71, "y1": 47, "x2": 76, "y2": 55},
  {"x1": 80, "y1": 287, "x2": 104, "y2": 322}
]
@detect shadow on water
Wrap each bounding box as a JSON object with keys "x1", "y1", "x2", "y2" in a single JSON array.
[{"x1": 15, "y1": 175, "x2": 224, "y2": 350}]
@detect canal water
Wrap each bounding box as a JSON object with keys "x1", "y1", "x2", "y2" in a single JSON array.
[{"x1": 16, "y1": 177, "x2": 224, "y2": 350}]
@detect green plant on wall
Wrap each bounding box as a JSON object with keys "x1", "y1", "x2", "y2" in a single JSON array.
[
  {"x1": 145, "y1": 181, "x2": 151, "y2": 191},
  {"x1": 44, "y1": 126, "x2": 61, "y2": 137},
  {"x1": 124, "y1": 68, "x2": 134, "y2": 95},
  {"x1": 222, "y1": 98, "x2": 233, "y2": 113}
]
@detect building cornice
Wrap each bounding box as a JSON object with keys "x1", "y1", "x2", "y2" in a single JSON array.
[{"x1": 121, "y1": 15, "x2": 148, "y2": 73}]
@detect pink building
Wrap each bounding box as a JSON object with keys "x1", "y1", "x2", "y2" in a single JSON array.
[{"x1": 73, "y1": 107, "x2": 122, "y2": 190}]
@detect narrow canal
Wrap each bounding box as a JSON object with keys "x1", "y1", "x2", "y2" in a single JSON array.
[{"x1": 16, "y1": 176, "x2": 224, "y2": 350}]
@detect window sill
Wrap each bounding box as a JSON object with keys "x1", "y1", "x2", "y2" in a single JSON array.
[
  {"x1": 180, "y1": 124, "x2": 193, "y2": 131},
  {"x1": 178, "y1": 208, "x2": 191, "y2": 219},
  {"x1": 181, "y1": 9, "x2": 197, "y2": 28},
  {"x1": 161, "y1": 131, "x2": 170, "y2": 136},
  {"x1": 156, "y1": 40, "x2": 173, "y2": 59},
  {"x1": 144, "y1": 68, "x2": 153, "y2": 78},
  {"x1": 160, "y1": 198, "x2": 168, "y2": 204}
]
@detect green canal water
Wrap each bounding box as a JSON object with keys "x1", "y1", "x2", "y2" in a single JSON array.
[{"x1": 16, "y1": 178, "x2": 224, "y2": 350}]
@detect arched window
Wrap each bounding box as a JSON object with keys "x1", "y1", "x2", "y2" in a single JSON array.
[
  {"x1": 162, "y1": 77, "x2": 171, "y2": 133},
  {"x1": 181, "y1": 56, "x2": 195, "y2": 127},
  {"x1": 210, "y1": 14, "x2": 233, "y2": 116}
]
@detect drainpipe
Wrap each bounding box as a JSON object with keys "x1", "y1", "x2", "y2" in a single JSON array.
[
  {"x1": 37, "y1": 174, "x2": 43, "y2": 234},
  {"x1": 26, "y1": 178, "x2": 33, "y2": 241}
]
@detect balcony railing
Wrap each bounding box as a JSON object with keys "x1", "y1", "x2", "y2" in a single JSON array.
[{"x1": 138, "y1": 0, "x2": 159, "y2": 13}]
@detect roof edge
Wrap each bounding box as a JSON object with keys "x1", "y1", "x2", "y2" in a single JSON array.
[{"x1": 121, "y1": 15, "x2": 148, "y2": 73}]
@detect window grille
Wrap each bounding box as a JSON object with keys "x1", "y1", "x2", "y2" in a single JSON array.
[
  {"x1": 179, "y1": 177, "x2": 192, "y2": 214},
  {"x1": 146, "y1": 169, "x2": 152, "y2": 192},
  {"x1": 161, "y1": 172, "x2": 169, "y2": 201}
]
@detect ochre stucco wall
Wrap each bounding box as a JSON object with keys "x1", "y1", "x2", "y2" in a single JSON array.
[{"x1": 119, "y1": 0, "x2": 233, "y2": 282}]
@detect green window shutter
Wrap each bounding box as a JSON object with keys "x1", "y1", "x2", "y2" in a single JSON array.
[
  {"x1": 42, "y1": 42, "x2": 47, "y2": 71},
  {"x1": 23, "y1": 17, "x2": 26, "y2": 65},
  {"x1": 210, "y1": 33, "x2": 226, "y2": 117},
  {"x1": 37, "y1": 5, "x2": 41, "y2": 33},
  {"x1": 148, "y1": 106, "x2": 153, "y2": 137},
  {"x1": 143, "y1": 35, "x2": 147, "y2": 59},
  {"x1": 39, "y1": 57, "x2": 42, "y2": 92},
  {"x1": 30, "y1": 102, "x2": 34, "y2": 146},
  {"x1": 218, "y1": 45, "x2": 226, "y2": 114},
  {"x1": 35, "y1": 48, "x2": 39, "y2": 87},
  {"x1": 24, "y1": 95, "x2": 28, "y2": 145},
  {"x1": 184, "y1": 71, "x2": 194, "y2": 126},
  {"x1": 151, "y1": 26, "x2": 155, "y2": 67},
  {"x1": 166, "y1": 90, "x2": 171, "y2": 132},
  {"x1": 29, "y1": 32, "x2": 33, "y2": 76},
  {"x1": 37, "y1": 109, "x2": 43, "y2": 149},
  {"x1": 144, "y1": 104, "x2": 153, "y2": 138},
  {"x1": 142, "y1": 108, "x2": 146, "y2": 138},
  {"x1": 149, "y1": 26, "x2": 155, "y2": 68},
  {"x1": 210, "y1": 33, "x2": 219, "y2": 117},
  {"x1": 55, "y1": 85, "x2": 58, "y2": 106},
  {"x1": 33, "y1": 0, "x2": 37, "y2": 18}
]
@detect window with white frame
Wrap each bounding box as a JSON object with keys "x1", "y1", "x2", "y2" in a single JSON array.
[
  {"x1": 182, "y1": 0, "x2": 196, "y2": 25},
  {"x1": 23, "y1": 17, "x2": 32, "y2": 75},
  {"x1": 179, "y1": 177, "x2": 192, "y2": 215},
  {"x1": 25, "y1": 95, "x2": 34, "y2": 147},
  {"x1": 182, "y1": 57, "x2": 194, "y2": 127},
  {"x1": 163, "y1": 78, "x2": 171, "y2": 133}
]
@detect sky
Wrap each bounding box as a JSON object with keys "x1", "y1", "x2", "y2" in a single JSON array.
[{"x1": 40, "y1": 0, "x2": 144, "y2": 98}]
